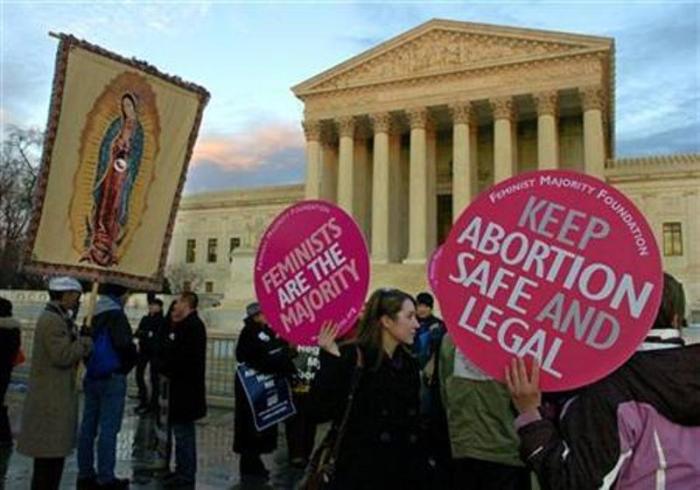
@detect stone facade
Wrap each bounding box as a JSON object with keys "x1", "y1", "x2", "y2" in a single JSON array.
[
  {"x1": 294, "y1": 19, "x2": 612, "y2": 263},
  {"x1": 166, "y1": 20, "x2": 700, "y2": 320},
  {"x1": 167, "y1": 185, "x2": 303, "y2": 301}
]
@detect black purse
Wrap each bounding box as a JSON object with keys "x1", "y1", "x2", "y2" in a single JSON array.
[{"x1": 298, "y1": 347, "x2": 364, "y2": 490}]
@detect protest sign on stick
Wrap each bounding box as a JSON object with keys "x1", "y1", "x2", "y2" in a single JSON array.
[
  {"x1": 23, "y1": 33, "x2": 209, "y2": 290},
  {"x1": 437, "y1": 170, "x2": 663, "y2": 391},
  {"x1": 254, "y1": 200, "x2": 370, "y2": 346}
]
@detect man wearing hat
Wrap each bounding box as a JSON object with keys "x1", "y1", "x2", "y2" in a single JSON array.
[
  {"x1": 233, "y1": 302, "x2": 295, "y2": 483},
  {"x1": 17, "y1": 276, "x2": 92, "y2": 490}
]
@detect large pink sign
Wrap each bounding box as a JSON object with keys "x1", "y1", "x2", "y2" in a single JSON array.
[
  {"x1": 255, "y1": 200, "x2": 370, "y2": 346},
  {"x1": 437, "y1": 171, "x2": 663, "y2": 391}
]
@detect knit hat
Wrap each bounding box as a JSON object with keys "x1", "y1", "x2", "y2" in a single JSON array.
[
  {"x1": 416, "y1": 292, "x2": 434, "y2": 308},
  {"x1": 48, "y1": 276, "x2": 83, "y2": 292},
  {"x1": 245, "y1": 302, "x2": 262, "y2": 320}
]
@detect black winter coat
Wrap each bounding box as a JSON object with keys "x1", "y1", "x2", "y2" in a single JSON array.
[
  {"x1": 160, "y1": 311, "x2": 207, "y2": 424},
  {"x1": 233, "y1": 319, "x2": 295, "y2": 454},
  {"x1": 310, "y1": 343, "x2": 429, "y2": 490},
  {"x1": 0, "y1": 317, "x2": 21, "y2": 402},
  {"x1": 135, "y1": 313, "x2": 166, "y2": 358}
]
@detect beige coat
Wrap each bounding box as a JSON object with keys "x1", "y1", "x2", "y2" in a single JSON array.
[{"x1": 16, "y1": 303, "x2": 92, "y2": 458}]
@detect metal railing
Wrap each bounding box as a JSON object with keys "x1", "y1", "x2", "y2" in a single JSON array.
[{"x1": 11, "y1": 321, "x2": 238, "y2": 408}]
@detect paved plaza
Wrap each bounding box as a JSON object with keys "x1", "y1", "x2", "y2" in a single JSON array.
[{"x1": 1, "y1": 388, "x2": 308, "y2": 490}]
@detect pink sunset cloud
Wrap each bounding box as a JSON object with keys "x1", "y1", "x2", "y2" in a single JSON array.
[{"x1": 192, "y1": 122, "x2": 304, "y2": 171}]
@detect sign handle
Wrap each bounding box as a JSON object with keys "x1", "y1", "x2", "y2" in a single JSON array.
[
  {"x1": 76, "y1": 280, "x2": 99, "y2": 391},
  {"x1": 84, "y1": 280, "x2": 100, "y2": 329}
]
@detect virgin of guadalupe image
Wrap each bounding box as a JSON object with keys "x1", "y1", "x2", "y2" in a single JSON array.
[{"x1": 81, "y1": 93, "x2": 144, "y2": 267}]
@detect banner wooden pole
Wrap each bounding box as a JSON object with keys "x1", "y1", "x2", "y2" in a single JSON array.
[
  {"x1": 76, "y1": 280, "x2": 99, "y2": 390},
  {"x1": 84, "y1": 281, "x2": 100, "y2": 328}
]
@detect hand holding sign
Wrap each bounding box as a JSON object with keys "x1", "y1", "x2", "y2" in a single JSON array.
[
  {"x1": 437, "y1": 170, "x2": 662, "y2": 391},
  {"x1": 318, "y1": 321, "x2": 341, "y2": 357},
  {"x1": 255, "y1": 201, "x2": 370, "y2": 346},
  {"x1": 505, "y1": 358, "x2": 542, "y2": 414}
]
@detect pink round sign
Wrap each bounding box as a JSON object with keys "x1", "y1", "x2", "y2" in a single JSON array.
[
  {"x1": 436, "y1": 171, "x2": 663, "y2": 391},
  {"x1": 427, "y1": 245, "x2": 444, "y2": 293},
  {"x1": 255, "y1": 200, "x2": 370, "y2": 346}
]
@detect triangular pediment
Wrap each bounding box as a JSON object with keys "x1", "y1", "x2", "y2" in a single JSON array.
[{"x1": 293, "y1": 19, "x2": 612, "y2": 96}]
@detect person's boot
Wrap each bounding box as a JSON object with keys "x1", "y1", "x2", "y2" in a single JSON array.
[
  {"x1": 96, "y1": 477, "x2": 130, "y2": 489},
  {"x1": 76, "y1": 476, "x2": 98, "y2": 490}
]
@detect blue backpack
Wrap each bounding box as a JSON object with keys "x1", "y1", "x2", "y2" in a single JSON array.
[{"x1": 86, "y1": 327, "x2": 121, "y2": 379}]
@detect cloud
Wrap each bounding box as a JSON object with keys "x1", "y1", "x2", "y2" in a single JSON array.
[
  {"x1": 617, "y1": 121, "x2": 700, "y2": 157},
  {"x1": 192, "y1": 122, "x2": 304, "y2": 171},
  {"x1": 184, "y1": 146, "x2": 305, "y2": 194}
]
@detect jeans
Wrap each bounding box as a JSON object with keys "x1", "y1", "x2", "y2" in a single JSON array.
[
  {"x1": 77, "y1": 374, "x2": 127, "y2": 484},
  {"x1": 172, "y1": 422, "x2": 197, "y2": 482}
]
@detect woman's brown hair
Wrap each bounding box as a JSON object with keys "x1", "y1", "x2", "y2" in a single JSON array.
[{"x1": 351, "y1": 288, "x2": 415, "y2": 370}]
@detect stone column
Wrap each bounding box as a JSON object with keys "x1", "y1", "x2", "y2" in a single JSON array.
[
  {"x1": 580, "y1": 86, "x2": 606, "y2": 178},
  {"x1": 450, "y1": 102, "x2": 477, "y2": 222},
  {"x1": 336, "y1": 116, "x2": 356, "y2": 216},
  {"x1": 320, "y1": 134, "x2": 338, "y2": 203},
  {"x1": 406, "y1": 107, "x2": 435, "y2": 263},
  {"x1": 303, "y1": 119, "x2": 322, "y2": 199},
  {"x1": 491, "y1": 96, "x2": 517, "y2": 183},
  {"x1": 353, "y1": 132, "x2": 371, "y2": 241},
  {"x1": 534, "y1": 91, "x2": 559, "y2": 170},
  {"x1": 370, "y1": 112, "x2": 391, "y2": 262}
]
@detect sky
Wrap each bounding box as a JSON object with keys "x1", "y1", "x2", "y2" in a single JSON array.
[{"x1": 1, "y1": 1, "x2": 698, "y2": 195}]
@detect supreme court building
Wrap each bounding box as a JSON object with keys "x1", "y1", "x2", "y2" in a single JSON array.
[{"x1": 168, "y1": 20, "x2": 700, "y2": 320}]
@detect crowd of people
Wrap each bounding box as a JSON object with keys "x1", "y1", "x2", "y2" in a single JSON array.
[
  {"x1": 0, "y1": 279, "x2": 207, "y2": 489},
  {"x1": 0, "y1": 272, "x2": 698, "y2": 489}
]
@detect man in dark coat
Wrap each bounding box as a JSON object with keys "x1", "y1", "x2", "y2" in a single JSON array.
[
  {"x1": 134, "y1": 298, "x2": 166, "y2": 414},
  {"x1": 233, "y1": 302, "x2": 295, "y2": 483},
  {"x1": 160, "y1": 291, "x2": 207, "y2": 488}
]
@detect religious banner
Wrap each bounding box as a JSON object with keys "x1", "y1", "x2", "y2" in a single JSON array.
[
  {"x1": 23, "y1": 34, "x2": 209, "y2": 290},
  {"x1": 236, "y1": 364, "x2": 296, "y2": 431},
  {"x1": 254, "y1": 200, "x2": 370, "y2": 346},
  {"x1": 437, "y1": 170, "x2": 663, "y2": 391}
]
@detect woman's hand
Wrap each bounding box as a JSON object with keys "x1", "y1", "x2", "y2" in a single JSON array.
[
  {"x1": 317, "y1": 321, "x2": 341, "y2": 357},
  {"x1": 505, "y1": 357, "x2": 542, "y2": 415}
]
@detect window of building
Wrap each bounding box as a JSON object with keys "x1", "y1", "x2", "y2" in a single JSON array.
[
  {"x1": 230, "y1": 237, "x2": 241, "y2": 253},
  {"x1": 183, "y1": 281, "x2": 192, "y2": 292},
  {"x1": 205, "y1": 281, "x2": 214, "y2": 293},
  {"x1": 207, "y1": 238, "x2": 218, "y2": 263},
  {"x1": 662, "y1": 222, "x2": 683, "y2": 256},
  {"x1": 185, "y1": 239, "x2": 196, "y2": 263}
]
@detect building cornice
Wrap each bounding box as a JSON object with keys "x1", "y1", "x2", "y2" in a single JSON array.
[
  {"x1": 605, "y1": 154, "x2": 700, "y2": 183},
  {"x1": 179, "y1": 184, "x2": 304, "y2": 211}
]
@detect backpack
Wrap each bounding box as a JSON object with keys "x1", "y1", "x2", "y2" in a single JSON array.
[{"x1": 86, "y1": 327, "x2": 121, "y2": 378}]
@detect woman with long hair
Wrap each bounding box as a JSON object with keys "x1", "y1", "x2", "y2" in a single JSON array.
[{"x1": 310, "y1": 288, "x2": 427, "y2": 489}]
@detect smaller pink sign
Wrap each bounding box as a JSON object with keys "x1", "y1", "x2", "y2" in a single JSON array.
[
  {"x1": 427, "y1": 245, "x2": 444, "y2": 293},
  {"x1": 437, "y1": 171, "x2": 663, "y2": 391},
  {"x1": 254, "y1": 201, "x2": 370, "y2": 346}
]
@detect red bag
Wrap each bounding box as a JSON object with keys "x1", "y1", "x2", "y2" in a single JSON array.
[{"x1": 13, "y1": 349, "x2": 25, "y2": 367}]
